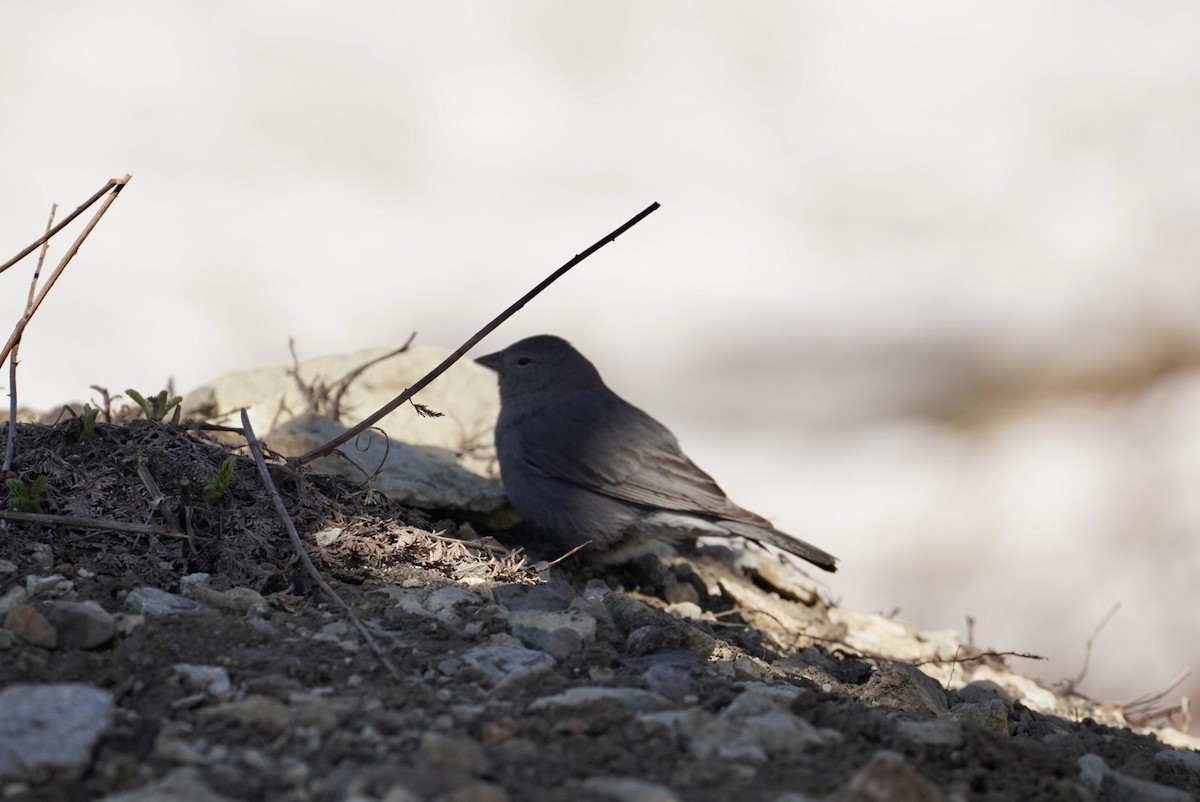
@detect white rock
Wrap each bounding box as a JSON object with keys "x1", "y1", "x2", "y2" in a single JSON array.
[{"x1": 0, "y1": 683, "x2": 115, "y2": 780}]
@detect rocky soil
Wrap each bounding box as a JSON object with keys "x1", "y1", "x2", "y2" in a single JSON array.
[{"x1": 1, "y1": 350, "x2": 1199, "y2": 802}]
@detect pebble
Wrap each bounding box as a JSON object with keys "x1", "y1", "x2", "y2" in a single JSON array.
[
  {"x1": 0, "y1": 559, "x2": 17, "y2": 574},
  {"x1": 94, "y1": 766, "x2": 236, "y2": 801},
  {"x1": 0, "y1": 584, "x2": 28, "y2": 615},
  {"x1": 187, "y1": 584, "x2": 267, "y2": 614},
  {"x1": 4, "y1": 603, "x2": 57, "y2": 648},
  {"x1": 42, "y1": 600, "x2": 117, "y2": 649},
  {"x1": 855, "y1": 663, "x2": 948, "y2": 718},
  {"x1": 0, "y1": 683, "x2": 115, "y2": 781},
  {"x1": 125, "y1": 586, "x2": 206, "y2": 616},
  {"x1": 832, "y1": 751, "x2": 946, "y2": 801},
  {"x1": 688, "y1": 691, "x2": 840, "y2": 764},
  {"x1": 458, "y1": 637, "x2": 556, "y2": 690},
  {"x1": 948, "y1": 700, "x2": 1009, "y2": 737},
  {"x1": 491, "y1": 581, "x2": 574, "y2": 611},
  {"x1": 174, "y1": 664, "x2": 233, "y2": 696},
  {"x1": 25, "y1": 573, "x2": 74, "y2": 598},
  {"x1": 581, "y1": 775, "x2": 682, "y2": 802},
  {"x1": 1078, "y1": 753, "x2": 1192, "y2": 801},
  {"x1": 528, "y1": 686, "x2": 674, "y2": 713},
  {"x1": 417, "y1": 731, "x2": 491, "y2": 775}
]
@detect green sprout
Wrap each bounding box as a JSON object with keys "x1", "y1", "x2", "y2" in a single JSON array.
[
  {"x1": 125, "y1": 388, "x2": 183, "y2": 422},
  {"x1": 79, "y1": 404, "x2": 99, "y2": 440},
  {"x1": 6, "y1": 476, "x2": 47, "y2": 513},
  {"x1": 204, "y1": 456, "x2": 236, "y2": 504}
]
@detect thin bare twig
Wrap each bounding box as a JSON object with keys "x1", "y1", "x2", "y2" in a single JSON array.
[
  {"x1": 540, "y1": 540, "x2": 593, "y2": 569},
  {"x1": 0, "y1": 175, "x2": 132, "y2": 370},
  {"x1": 240, "y1": 408, "x2": 399, "y2": 679},
  {"x1": 1059, "y1": 602, "x2": 1120, "y2": 695},
  {"x1": 296, "y1": 201, "x2": 660, "y2": 464},
  {"x1": 0, "y1": 509, "x2": 184, "y2": 537},
  {"x1": 4, "y1": 204, "x2": 58, "y2": 472},
  {"x1": 0, "y1": 178, "x2": 125, "y2": 275}
]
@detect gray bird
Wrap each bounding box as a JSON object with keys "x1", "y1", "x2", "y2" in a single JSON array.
[{"x1": 475, "y1": 335, "x2": 838, "y2": 572}]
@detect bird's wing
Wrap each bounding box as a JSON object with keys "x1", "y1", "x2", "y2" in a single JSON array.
[{"x1": 520, "y1": 390, "x2": 773, "y2": 528}]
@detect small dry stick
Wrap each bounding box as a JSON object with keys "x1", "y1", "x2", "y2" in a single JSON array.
[
  {"x1": 296, "y1": 201, "x2": 660, "y2": 464},
  {"x1": 540, "y1": 540, "x2": 593, "y2": 569},
  {"x1": 0, "y1": 175, "x2": 133, "y2": 369},
  {"x1": 4, "y1": 203, "x2": 58, "y2": 473},
  {"x1": 0, "y1": 510, "x2": 184, "y2": 537},
  {"x1": 0, "y1": 177, "x2": 126, "y2": 275},
  {"x1": 240, "y1": 408, "x2": 399, "y2": 679},
  {"x1": 1060, "y1": 602, "x2": 1120, "y2": 695}
]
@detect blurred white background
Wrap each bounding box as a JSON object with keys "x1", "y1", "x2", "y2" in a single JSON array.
[{"x1": 3, "y1": 2, "x2": 1199, "y2": 717}]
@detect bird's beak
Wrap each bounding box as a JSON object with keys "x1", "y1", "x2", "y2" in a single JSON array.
[{"x1": 475, "y1": 351, "x2": 503, "y2": 372}]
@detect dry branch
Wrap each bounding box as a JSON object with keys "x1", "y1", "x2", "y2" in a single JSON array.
[{"x1": 296, "y1": 201, "x2": 660, "y2": 464}]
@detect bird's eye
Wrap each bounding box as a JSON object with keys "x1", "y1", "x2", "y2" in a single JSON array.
[{"x1": 515, "y1": 357, "x2": 533, "y2": 367}]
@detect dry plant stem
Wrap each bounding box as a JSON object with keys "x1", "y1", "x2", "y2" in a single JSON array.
[
  {"x1": 240, "y1": 408, "x2": 399, "y2": 679},
  {"x1": 0, "y1": 510, "x2": 183, "y2": 537},
  {"x1": 0, "y1": 178, "x2": 125, "y2": 275},
  {"x1": 296, "y1": 201, "x2": 661, "y2": 464},
  {"x1": 4, "y1": 204, "x2": 58, "y2": 472},
  {"x1": 1062, "y1": 602, "x2": 1120, "y2": 695},
  {"x1": 0, "y1": 175, "x2": 133, "y2": 369}
]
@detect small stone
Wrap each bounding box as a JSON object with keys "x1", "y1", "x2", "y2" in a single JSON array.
[
  {"x1": 581, "y1": 775, "x2": 682, "y2": 802},
  {"x1": 417, "y1": 731, "x2": 490, "y2": 775},
  {"x1": 5, "y1": 603, "x2": 58, "y2": 648},
  {"x1": 29, "y1": 543, "x2": 54, "y2": 571},
  {"x1": 197, "y1": 696, "x2": 292, "y2": 735},
  {"x1": 94, "y1": 766, "x2": 236, "y2": 801},
  {"x1": 0, "y1": 560, "x2": 17, "y2": 574},
  {"x1": 173, "y1": 664, "x2": 233, "y2": 696},
  {"x1": 640, "y1": 664, "x2": 697, "y2": 704},
  {"x1": 833, "y1": 751, "x2": 945, "y2": 801},
  {"x1": 508, "y1": 608, "x2": 597, "y2": 654},
  {"x1": 855, "y1": 663, "x2": 948, "y2": 718},
  {"x1": 436, "y1": 780, "x2": 510, "y2": 802},
  {"x1": 1078, "y1": 753, "x2": 1191, "y2": 801},
  {"x1": 948, "y1": 700, "x2": 1009, "y2": 737},
  {"x1": 529, "y1": 686, "x2": 673, "y2": 713},
  {"x1": 895, "y1": 719, "x2": 964, "y2": 748},
  {"x1": 491, "y1": 581, "x2": 574, "y2": 611},
  {"x1": 125, "y1": 587, "x2": 205, "y2": 616},
  {"x1": 25, "y1": 574, "x2": 73, "y2": 598},
  {"x1": 688, "y1": 691, "x2": 840, "y2": 764},
  {"x1": 0, "y1": 585, "x2": 28, "y2": 615},
  {"x1": 42, "y1": 600, "x2": 117, "y2": 649},
  {"x1": 187, "y1": 584, "x2": 267, "y2": 614},
  {"x1": 425, "y1": 587, "x2": 484, "y2": 612},
  {"x1": 459, "y1": 638, "x2": 556, "y2": 690},
  {"x1": 0, "y1": 683, "x2": 114, "y2": 781}
]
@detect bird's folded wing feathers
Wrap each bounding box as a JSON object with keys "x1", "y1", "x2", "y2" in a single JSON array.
[{"x1": 520, "y1": 391, "x2": 773, "y2": 528}]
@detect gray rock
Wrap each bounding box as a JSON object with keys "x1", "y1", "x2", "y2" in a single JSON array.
[
  {"x1": 491, "y1": 581, "x2": 575, "y2": 612},
  {"x1": 0, "y1": 683, "x2": 115, "y2": 780},
  {"x1": 856, "y1": 663, "x2": 948, "y2": 718},
  {"x1": 581, "y1": 775, "x2": 683, "y2": 802},
  {"x1": 96, "y1": 766, "x2": 237, "y2": 802},
  {"x1": 688, "y1": 691, "x2": 840, "y2": 764},
  {"x1": 948, "y1": 700, "x2": 1009, "y2": 736},
  {"x1": 0, "y1": 584, "x2": 27, "y2": 615},
  {"x1": 830, "y1": 751, "x2": 945, "y2": 801},
  {"x1": 529, "y1": 686, "x2": 673, "y2": 713},
  {"x1": 1156, "y1": 748, "x2": 1200, "y2": 773},
  {"x1": 459, "y1": 638, "x2": 556, "y2": 690},
  {"x1": 125, "y1": 586, "x2": 206, "y2": 616},
  {"x1": 426, "y1": 587, "x2": 485, "y2": 613},
  {"x1": 0, "y1": 559, "x2": 17, "y2": 574},
  {"x1": 1078, "y1": 753, "x2": 1192, "y2": 801},
  {"x1": 509, "y1": 608, "x2": 597, "y2": 655},
  {"x1": 267, "y1": 414, "x2": 508, "y2": 516},
  {"x1": 895, "y1": 719, "x2": 965, "y2": 748},
  {"x1": 640, "y1": 664, "x2": 698, "y2": 703},
  {"x1": 42, "y1": 600, "x2": 117, "y2": 649},
  {"x1": 25, "y1": 573, "x2": 73, "y2": 598},
  {"x1": 173, "y1": 664, "x2": 233, "y2": 696},
  {"x1": 417, "y1": 731, "x2": 491, "y2": 775}
]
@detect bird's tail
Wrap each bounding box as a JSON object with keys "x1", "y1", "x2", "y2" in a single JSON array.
[{"x1": 723, "y1": 521, "x2": 838, "y2": 572}]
